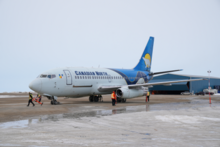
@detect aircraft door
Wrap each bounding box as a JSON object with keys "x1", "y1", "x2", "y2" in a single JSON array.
[{"x1": 63, "y1": 70, "x2": 72, "y2": 85}]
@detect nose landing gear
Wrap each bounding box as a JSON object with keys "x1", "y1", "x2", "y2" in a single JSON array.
[
  {"x1": 47, "y1": 96, "x2": 60, "y2": 105},
  {"x1": 51, "y1": 99, "x2": 60, "y2": 105}
]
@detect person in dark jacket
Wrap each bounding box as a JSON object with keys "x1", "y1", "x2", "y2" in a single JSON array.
[
  {"x1": 27, "y1": 92, "x2": 35, "y2": 107},
  {"x1": 147, "y1": 91, "x2": 150, "y2": 102}
]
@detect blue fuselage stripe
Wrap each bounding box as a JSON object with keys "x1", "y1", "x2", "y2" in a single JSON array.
[{"x1": 108, "y1": 68, "x2": 152, "y2": 85}]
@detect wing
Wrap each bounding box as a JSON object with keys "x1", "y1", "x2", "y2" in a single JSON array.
[{"x1": 98, "y1": 78, "x2": 207, "y2": 92}]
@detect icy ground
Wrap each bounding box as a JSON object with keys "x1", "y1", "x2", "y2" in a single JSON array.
[{"x1": 0, "y1": 106, "x2": 220, "y2": 147}]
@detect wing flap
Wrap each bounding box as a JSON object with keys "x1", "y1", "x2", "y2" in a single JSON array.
[{"x1": 128, "y1": 78, "x2": 206, "y2": 88}]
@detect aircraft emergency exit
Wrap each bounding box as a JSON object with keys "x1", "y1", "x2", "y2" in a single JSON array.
[{"x1": 29, "y1": 37, "x2": 205, "y2": 105}]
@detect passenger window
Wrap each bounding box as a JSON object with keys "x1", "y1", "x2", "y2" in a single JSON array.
[
  {"x1": 48, "y1": 75, "x2": 51, "y2": 78},
  {"x1": 85, "y1": 76, "x2": 87, "y2": 79},
  {"x1": 80, "y1": 76, "x2": 82, "y2": 79}
]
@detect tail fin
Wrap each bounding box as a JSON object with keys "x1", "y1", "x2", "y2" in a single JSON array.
[{"x1": 134, "y1": 36, "x2": 154, "y2": 71}]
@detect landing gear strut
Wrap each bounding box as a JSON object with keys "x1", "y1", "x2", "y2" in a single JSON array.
[{"x1": 89, "y1": 95, "x2": 103, "y2": 102}]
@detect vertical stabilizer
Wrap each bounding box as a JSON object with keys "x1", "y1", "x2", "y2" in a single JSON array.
[{"x1": 134, "y1": 37, "x2": 154, "y2": 71}]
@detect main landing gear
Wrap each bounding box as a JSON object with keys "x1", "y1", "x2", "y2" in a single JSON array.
[
  {"x1": 89, "y1": 95, "x2": 126, "y2": 103},
  {"x1": 89, "y1": 95, "x2": 103, "y2": 102},
  {"x1": 117, "y1": 98, "x2": 126, "y2": 103}
]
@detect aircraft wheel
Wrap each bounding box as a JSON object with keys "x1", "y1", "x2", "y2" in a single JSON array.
[
  {"x1": 122, "y1": 98, "x2": 126, "y2": 103},
  {"x1": 117, "y1": 98, "x2": 122, "y2": 103},
  {"x1": 89, "y1": 96, "x2": 93, "y2": 102},
  {"x1": 94, "y1": 96, "x2": 99, "y2": 102},
  {"x1": 51, "y1": 101, "x2": 54, "y2": 105}
]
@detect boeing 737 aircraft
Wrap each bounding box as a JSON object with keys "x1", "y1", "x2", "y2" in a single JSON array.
[{"x1": 29, "y1": 37, "x2": 205, "y2": 105}]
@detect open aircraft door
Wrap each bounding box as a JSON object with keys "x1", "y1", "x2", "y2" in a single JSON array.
[{"x1": 63, "y1": 70, "x2": 72, "y2": 85}]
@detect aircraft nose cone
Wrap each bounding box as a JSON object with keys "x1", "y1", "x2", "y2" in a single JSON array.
[{"x1": 29, "y1": 79, "x2": 42, "y2": 92}]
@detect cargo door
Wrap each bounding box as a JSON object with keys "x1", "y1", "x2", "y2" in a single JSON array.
[{"x1": 63, "y1": 70, "x2": 72, "y2": 85}]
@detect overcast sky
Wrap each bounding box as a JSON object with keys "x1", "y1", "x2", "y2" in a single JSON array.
[{"x1": 0, "y1": 0, "x2": 220, "y2": 92}]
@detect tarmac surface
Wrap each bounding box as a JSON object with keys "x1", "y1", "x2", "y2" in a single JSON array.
[{"x1": 0, "y1": 93, "x2": 220, "y2": 147}]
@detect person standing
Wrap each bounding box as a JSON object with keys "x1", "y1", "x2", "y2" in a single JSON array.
[
  {"x1": 37, "y1": 94, "x2": 42, "y2": 102},
  {"x1": 111, "y1": 91, "x2": 116, "y2": 106},
  {"x1": 27, "y1": 92, "x2": 35, "y2": 107},
  {"x1": 147, "y1": 91, "x2": 150, "y2": 102}
]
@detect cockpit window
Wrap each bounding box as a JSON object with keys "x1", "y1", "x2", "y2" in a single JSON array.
[
  {"x1": 40, "y1": 74, "x2": 47, "y2": 78},
  {"x1": 47, "y1": 74, "x2": 56, "y2": 79},
  {"x1": 39, "y1": 74, "x2": 56, "y2": 78}
]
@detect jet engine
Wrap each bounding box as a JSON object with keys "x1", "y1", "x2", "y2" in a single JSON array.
[{"x1": 116, "y1": 87, "x2": 147, "y2": 99}]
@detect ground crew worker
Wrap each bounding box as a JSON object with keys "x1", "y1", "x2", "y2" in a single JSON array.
[
  {"x1": 37, "y1": 94, "x2": 42, "y2": 102},
  {"x1": 27, "y1": 92, "x2": 35, "y2": 107},
  {"x1": 147, "y1": 91, "x2": 150, "y2": 102},
  {"x1": 34, "y1": 94, "x2": 43, "y2": 106},
  {"x1": 111, "y1": 91, "x2": 116, "y2": 106}
]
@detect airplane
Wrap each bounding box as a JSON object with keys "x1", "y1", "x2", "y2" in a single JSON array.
[{"x1": 29, "y1": 37, "x2": 205, "y2": 105}]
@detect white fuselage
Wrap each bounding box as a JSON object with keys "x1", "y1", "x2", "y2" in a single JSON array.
[{"x1": 29, "y1": 67, "x2": 146, "y2": 98}]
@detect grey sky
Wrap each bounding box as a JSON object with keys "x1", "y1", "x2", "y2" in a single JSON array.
[{"x1": 0, "y1": 0, "x2": 220, "y2": 92}]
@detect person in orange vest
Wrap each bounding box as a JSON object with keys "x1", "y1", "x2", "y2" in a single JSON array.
[{"x1": 111, "y1": 91, "x2": 117, "y2": 106}]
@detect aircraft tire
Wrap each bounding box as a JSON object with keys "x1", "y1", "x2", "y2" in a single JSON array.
[
  {"x1": 55, "y1": 101, "x2": 60, "y2": 105},
  {"x1": 89, "y1": 96, "x2": 93, "y2": 102},
  {"x1": 117, "y1": 98, "x2": 122, "y2": 103},
  {"x1": 94, "y1": 96, "x2": 98, "y2": 102},
  {"x1": 122, "y1": 98, "x2": 126, "y2": 103},
  {"x1": 51, "y1": 101, "x2": 54, "y2": 105}
]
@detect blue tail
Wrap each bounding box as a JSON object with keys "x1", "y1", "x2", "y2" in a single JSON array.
[{"x1": 134, "y1": 36, "x2": 154, "y2": 72}]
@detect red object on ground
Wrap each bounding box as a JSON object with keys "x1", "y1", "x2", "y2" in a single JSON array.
[{"x1": 32, "y1": 97, "x2": 43, "y2": 105}]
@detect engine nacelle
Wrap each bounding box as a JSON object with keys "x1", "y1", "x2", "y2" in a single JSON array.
[{"x1": 116, "y1": 87, "x2": 146, "y2": 99}]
